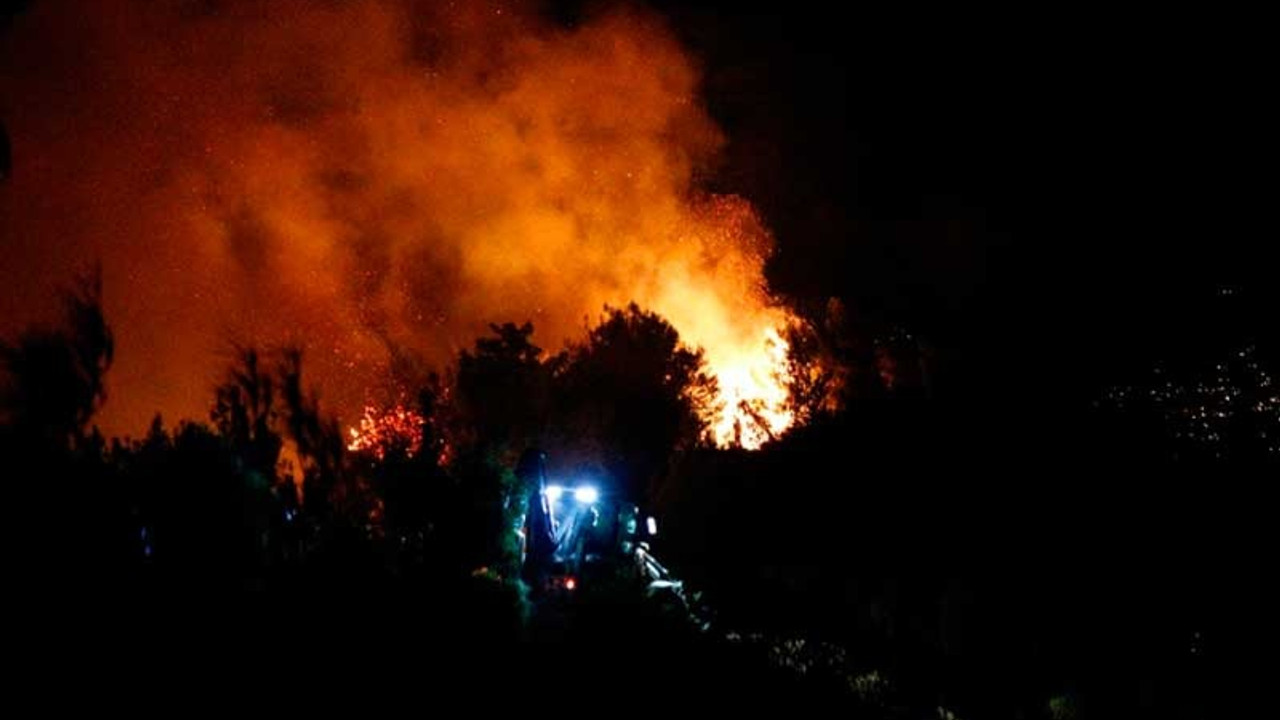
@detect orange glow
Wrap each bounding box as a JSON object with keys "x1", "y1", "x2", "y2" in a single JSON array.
[
  {"x1": 1, "y1": 1, "x2": 802, "y2": 449},
  {"x1": 347, "y1": 404, "x2": 425, "y2": 460}
]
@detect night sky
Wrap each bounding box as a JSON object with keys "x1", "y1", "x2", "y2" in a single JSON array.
[{"x1": 668, "y1": 3, "x2": 1272, "y2": 401}]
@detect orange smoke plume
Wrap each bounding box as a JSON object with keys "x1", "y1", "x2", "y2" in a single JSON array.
[{"x1": 0, "y1": 0, "x2": 794, "y2": 447}]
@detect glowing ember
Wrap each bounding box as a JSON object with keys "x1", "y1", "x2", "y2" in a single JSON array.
[{"x1": 347, "y1": 404, "x2": 424, "y2": 459}]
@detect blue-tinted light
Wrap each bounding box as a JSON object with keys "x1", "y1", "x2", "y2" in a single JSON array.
[
  {"x1": 574, "y1": 486, "x2": 599, "y2": 504},
  {"x1": 544, "y1": 485, "x2": 564, "y2": 501}
]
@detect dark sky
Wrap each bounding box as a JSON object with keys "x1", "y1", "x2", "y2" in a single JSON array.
[{"x1": 640, "y1": 2, "x2": 1274, "y2": 398}]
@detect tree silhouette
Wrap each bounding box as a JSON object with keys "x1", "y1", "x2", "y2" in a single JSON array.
[
  {"x1": 211, "y1": 345, "x2": 281, "y2": 487},
  {"x1": 125, "y1": 416, "x2": 274, "y2": 584},
  {"x1": 550, "y1": 303, "x2": 715, "y2": 503},
  {"x1": 455, "y1": 321, "x2": 551, "y2": 462},
  {"x1": 0, "y1": 267, "x2": 113, "y2": 450},
  {"x1": 276, "y1": 347, "x2": 347, "y2": 520},
  {"x1": 784, "y1": 296, "x2": 935, "y2": 424},
  {"x1": 356, "y1": 383, "x2": 453, "y2": 569}
]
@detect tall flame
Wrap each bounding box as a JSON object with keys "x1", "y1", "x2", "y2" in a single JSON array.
[
  {"x1": 707, "y1": 326, "x2": 794, "y2": 449},
  {"x1": 1, "y1": 0, "x2": 804, "y2": 448}
]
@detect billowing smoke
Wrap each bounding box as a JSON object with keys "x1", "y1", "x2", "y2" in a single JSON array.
[{"x1": 1, "y1": 0, "x2": 792, "y2": 445}]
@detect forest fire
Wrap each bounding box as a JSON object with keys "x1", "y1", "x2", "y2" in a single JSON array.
[
  {"x1": 5, "y1": 2, "x2": 1241, "y2": 715},
  {"x1": 1, "y1": 0, "x2": 812, "y2": 449}
]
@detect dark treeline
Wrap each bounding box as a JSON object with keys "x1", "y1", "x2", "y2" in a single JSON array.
[
  {"x1": 1, "y1": 278, "x2": 708, "y2": 589},
  {"x1": 3, "y1": 272, "x2": 1261, "y2": 716}
]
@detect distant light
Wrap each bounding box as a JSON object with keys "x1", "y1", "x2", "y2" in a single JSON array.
[
  {"x1": 565, "y1": 577, "x2": 576, "y2": 591},
  {"x1": 574, "y1": 486, "x2": 598, "y2": 504},
  {"x1": 544, "y1": 485, "x2": 564, "y2": 501},
  {"x1": 646, "y1": 516, "x2": 658, "y2": 536}
]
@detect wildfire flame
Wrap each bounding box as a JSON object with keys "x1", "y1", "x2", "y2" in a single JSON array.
[
  {"x1": 706, "y1": 326, "x2": 794, "y2": 449},
  {"x1": 347, "y1": 404, "x2": 425, "y2": 460}
]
